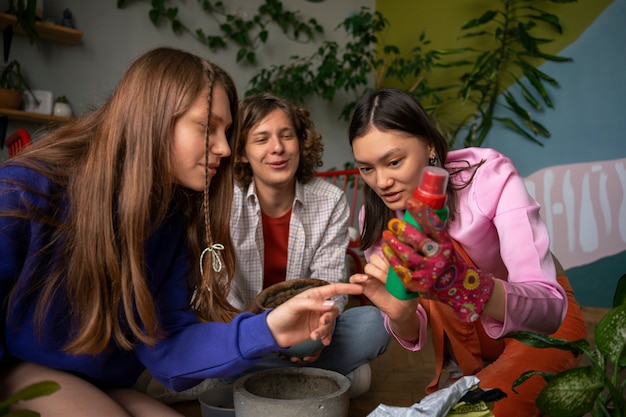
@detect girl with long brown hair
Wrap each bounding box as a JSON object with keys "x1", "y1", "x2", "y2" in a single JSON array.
[{"x1": 0, "y1": 47, "x2": 361, "y2": 416}]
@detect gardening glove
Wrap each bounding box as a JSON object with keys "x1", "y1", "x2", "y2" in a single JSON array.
[{"x1": 382, "y1": 198, "x2": 495, "y2": 322}]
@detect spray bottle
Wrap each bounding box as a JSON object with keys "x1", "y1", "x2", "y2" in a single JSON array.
[{"x1": 385, "y1": 166, "x2": 450, "y2": 300}]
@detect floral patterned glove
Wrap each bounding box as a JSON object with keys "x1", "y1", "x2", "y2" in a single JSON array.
[{"x1": 383, "y1": 198, "x2": 495, "y2": 322}]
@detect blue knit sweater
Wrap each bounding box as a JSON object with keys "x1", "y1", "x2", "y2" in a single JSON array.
[{"x1": 0, "y1": 164, "x2": 279, "y2": 391}]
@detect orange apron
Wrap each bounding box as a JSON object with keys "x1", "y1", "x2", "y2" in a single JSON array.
[{"x1": 422, "y1": 242, "x2": 587, "y2": 416}]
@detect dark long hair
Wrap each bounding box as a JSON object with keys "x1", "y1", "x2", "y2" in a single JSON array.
[{"x1": 349, "y1": 88, "x2": 479, "y2": 251}]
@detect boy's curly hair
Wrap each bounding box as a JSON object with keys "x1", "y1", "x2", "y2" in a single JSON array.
[{"x1": 233, "y1": 93, "x2": 323, "y2": 186}]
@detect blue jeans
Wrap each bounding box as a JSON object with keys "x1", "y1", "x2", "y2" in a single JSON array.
[{"x1": 243, "y1": 305, "x2": 391, "y2": 376}]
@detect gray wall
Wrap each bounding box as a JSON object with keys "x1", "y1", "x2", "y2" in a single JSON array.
[{"x1": 7, "y1": 0, "x2": 371, "y2": 168}]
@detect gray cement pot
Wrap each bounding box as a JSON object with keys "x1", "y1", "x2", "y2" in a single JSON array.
[
  {"x1": 233, "y1": 367, "x2": 350, "y2": 417},
  {"x1": 198, "y1": 385, "x2": 235, "y2": 417}
]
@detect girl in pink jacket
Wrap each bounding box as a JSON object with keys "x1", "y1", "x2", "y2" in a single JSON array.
[{"x1": 348, "y1": 88, "x2": 587, "y2": 416}]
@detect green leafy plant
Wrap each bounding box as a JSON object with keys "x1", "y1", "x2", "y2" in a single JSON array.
[
  {"x1": 6, "y1": 0, "x2": 39, "y2": 46},
  {"x1": 118, "y1": 0, "x2": 576, "y2": 148},
  {"x1": 509, "y1": 274, "x2": 626, "y2": 417},
  {"x1": 453, "y1": 0, "x2": 576, "y2": 147},
  {"x1": 0, "y1": 380, "x2": 60, "y2": 416},
  {"x1": 1, "y1": 60, "x2": 35, "y2": 93},
  {"x1": 245, "y1": 8, "x2": 460, "y2": 124},
  {"x1": 116, "y1": 1, "x2": 461, "y2": 137},
  {"x1": 116, "y1": 0, "x2": 323, "y2": 65},
  {"x1": 0, "y1": 60, "x2": 37, "y2": 99}
]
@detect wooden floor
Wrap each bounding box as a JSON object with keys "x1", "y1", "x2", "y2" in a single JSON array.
[
  {"x1": 348, "y1": 305, "x2": 607, "y2": 417},
  {"x1": 347, "y1": 328, "x2": 435, "y2": 417},
  {"x1": 172, "y1": 300, "x2": 607, "y2": 417},
  {"x1": 348, "y1": 303, "x2": 605, "y2": 416}
]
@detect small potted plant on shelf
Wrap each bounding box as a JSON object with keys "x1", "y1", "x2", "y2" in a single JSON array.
[
  {"x1": 509, "y1": 274, "x2": 626, "y2": 417},
  {"x1": 53, "y1": 95, "x2": 72, "y2": 117},
  {"x1": 0, "y1": 59, "x2": 37, "y2": 109}
]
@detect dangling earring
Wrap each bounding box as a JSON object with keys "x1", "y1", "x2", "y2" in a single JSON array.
[{"x1": 428, "y1": 155, "x2": 438, "y2": 166}]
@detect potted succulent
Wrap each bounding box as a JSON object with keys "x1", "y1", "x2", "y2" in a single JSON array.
[
  {"x1": 53, "y1": 95, "x2": 72, "y2": 117},
  {"x1": 249, "y1": 278, "x2": 333, "y2": 358},
  {"x1": 509, "y1": 274, "x2": 626, "y2": 417},
  {"x1": 0, "y1": 59, "x2": 37, "y2": 109}
]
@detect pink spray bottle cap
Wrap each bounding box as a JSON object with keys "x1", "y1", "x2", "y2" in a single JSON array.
[{"x1": 413, "y1": 166, "x2": 449, "y2": 209}]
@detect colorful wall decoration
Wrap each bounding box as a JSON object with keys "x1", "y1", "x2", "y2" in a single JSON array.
[{"x1": 378, "y1": 0, "x2": 625, "y2": 307}]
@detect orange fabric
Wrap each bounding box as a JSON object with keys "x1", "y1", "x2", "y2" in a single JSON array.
[
  {"x1": 424, "y1": 241, "x2": 588, "y2": 416},
  {"x1": 480, "y1": 276, "x2": 586, "y2": 417}
]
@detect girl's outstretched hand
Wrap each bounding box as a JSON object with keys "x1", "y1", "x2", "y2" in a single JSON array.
[
  {"x1": 350, "y1": 254, "x2": 420, "y2": 324},
  {"x1": 266, "y1": 283, "x2": 363, "y2": 349},
  {"x1": 351, "y1": 254, "x2": 421, "y2": 342}
]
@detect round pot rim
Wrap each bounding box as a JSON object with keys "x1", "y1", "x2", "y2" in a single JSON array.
[{"x1": 233, "y1": 367, "x2": 350, "y2": 402}]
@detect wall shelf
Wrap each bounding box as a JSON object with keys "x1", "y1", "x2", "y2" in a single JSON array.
[
  {"x1": 0, "y1": 108, "x2": 74, "y2": 124},
  {"x1": 0, "y1": 13, "x2": 83, "y2": 45}
]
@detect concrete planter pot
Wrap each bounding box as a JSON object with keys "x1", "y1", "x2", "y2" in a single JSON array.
[
  {"x1": 233, "y1": 367, "x2": 350, "y2": 417},
  {"x1": 198, "y1": 385, "x2": 235, "y2": 417}
]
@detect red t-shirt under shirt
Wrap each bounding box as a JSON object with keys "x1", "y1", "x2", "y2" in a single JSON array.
[{"x1": 261, "y1": 208, "x2": 292, "y2": 288}]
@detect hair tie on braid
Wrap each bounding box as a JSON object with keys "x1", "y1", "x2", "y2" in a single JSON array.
[{"x1": 200, "y1": 243, "x2": 224, "y2": 274}]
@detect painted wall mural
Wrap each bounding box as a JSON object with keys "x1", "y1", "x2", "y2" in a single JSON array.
[{"x1": 525, "y1": 157, "x2": 626, "y2": 270}]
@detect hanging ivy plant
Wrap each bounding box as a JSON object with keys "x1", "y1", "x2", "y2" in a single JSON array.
[
  {"x1": 116, "y1": 0, "x2": 324, "y2": 65},
  {"x1": 117, "y1": 0, "x2": 576, "y2": 148}
]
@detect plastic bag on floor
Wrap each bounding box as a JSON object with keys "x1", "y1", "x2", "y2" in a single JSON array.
[{"x1": 367, "y1": 376, "x2": 482, "y2": 417}]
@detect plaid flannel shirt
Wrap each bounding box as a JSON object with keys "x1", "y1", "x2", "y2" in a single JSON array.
[{"x1": 229, "y1": 177, "x2": 350, "y2": 311}]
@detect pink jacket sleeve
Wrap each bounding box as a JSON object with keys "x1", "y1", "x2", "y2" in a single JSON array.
[{"x1": 447, "y1": 148, "x2": 566, "y2": 338}]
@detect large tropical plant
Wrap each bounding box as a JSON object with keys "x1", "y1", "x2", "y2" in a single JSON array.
[
  {"x1": 453, "y1": 0, "x2": 576, "y2": 147},
  {"x1": 245, "y1": 8, "x2": 459, "y2": 125},
  {"x1": 509, "y1": 274, "x2": 626, "y2": 417}
]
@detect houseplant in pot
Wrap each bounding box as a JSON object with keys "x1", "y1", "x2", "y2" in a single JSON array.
[
  {"x1": 249, "y1": 278, "x2": 333, "y2": 357},
  {"x1": 53, "y1": 95, "x2": 72, "y2": 117},
  {"x1": 509, "y1": 274, "x2": 626, "y2": 417},
  {"x1": 0, "y1": 59, "x2": 37, "y2": 109}
]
